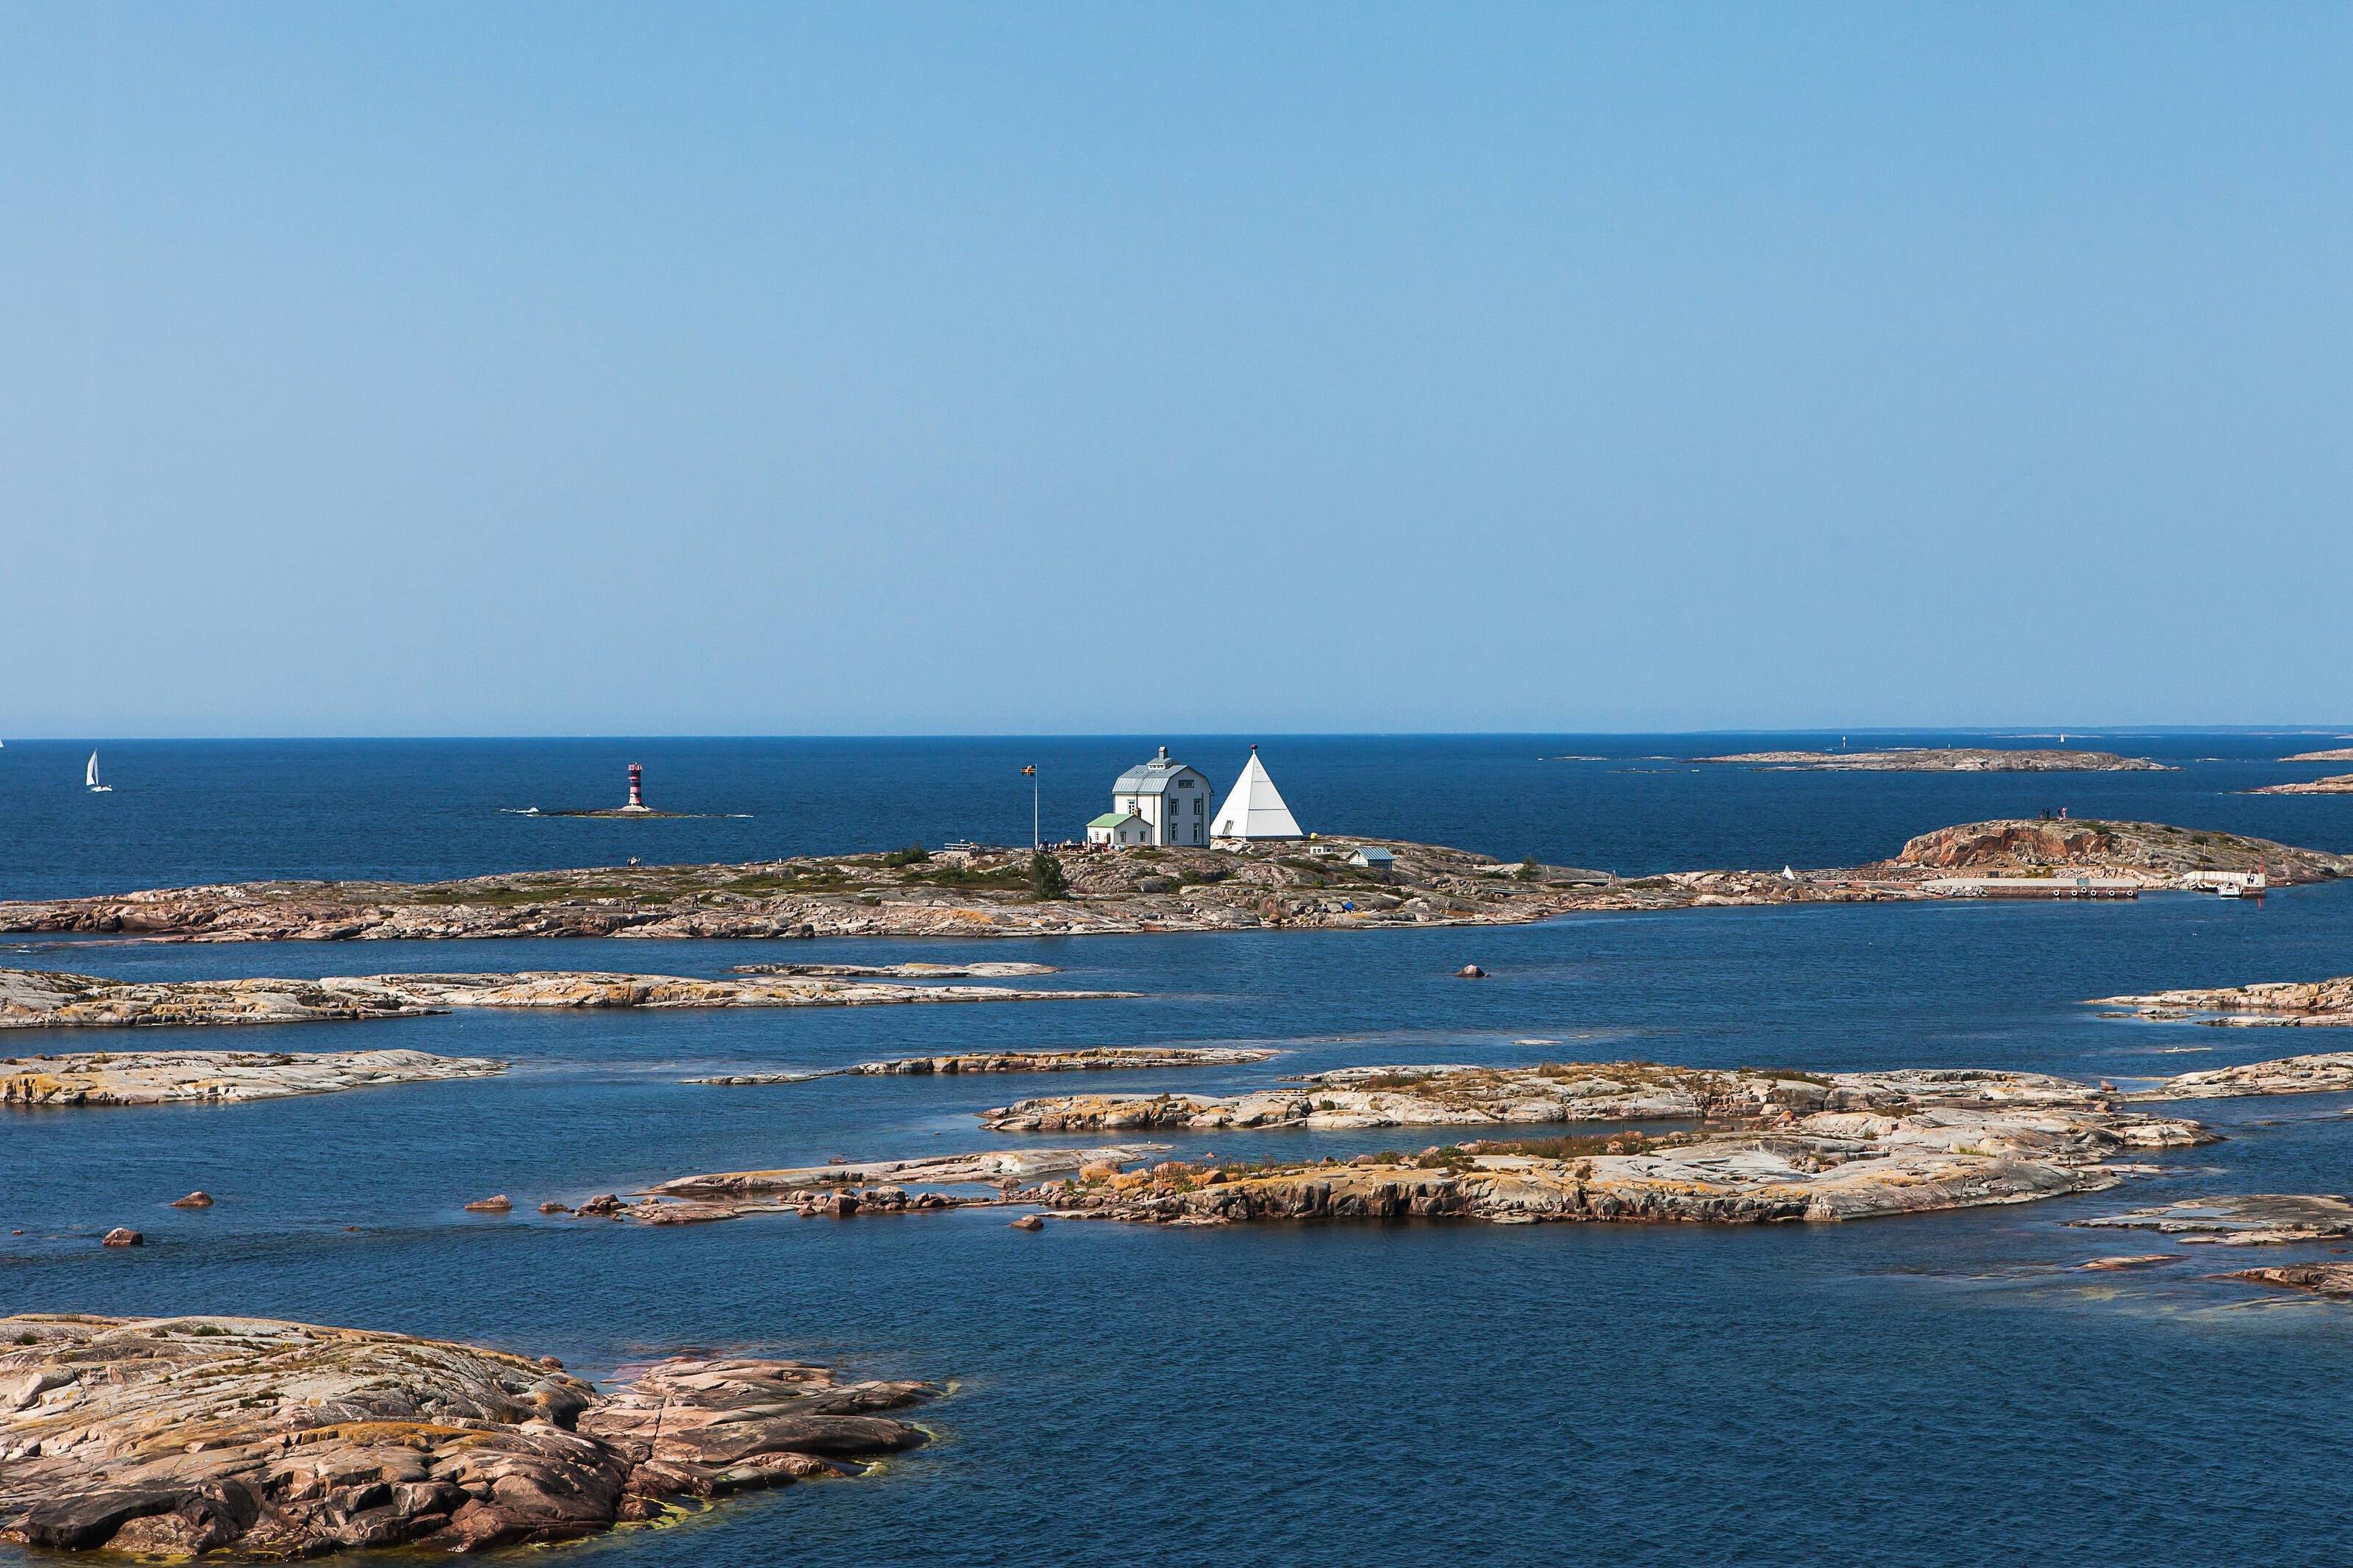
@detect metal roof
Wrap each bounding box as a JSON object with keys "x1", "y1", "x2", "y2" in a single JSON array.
[{"x1": 1111, "y1": 745, "x2": 1204, "y2": 796}]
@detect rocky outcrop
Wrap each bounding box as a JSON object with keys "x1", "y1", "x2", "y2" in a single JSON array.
[
  {"x1": 1, "y1": 820, "x2": 2340, "y2": 945},
  {"x1": 2068, "y1": 1194, "x2": 2353, "y2": 1245},
  {"x1": 982, "y1": 1061, "x2": 2132, "y2": 1134},
  {"x1": 2096, "y1": 978, "x2": 2353, "y2": 1029},
  {"x1": 2281, "y1": 748, "x2": 2353, "y2": 762},
  {"x1": 1017, "y1": 1094, "x2": 2210, "y2": 1228},
  {"x1": 0, "y1": 967, "x2": 1129, "y2": 1032},
  {"x1": 693, "y1": 1046, "x2": 1274, "y2": 1086},
  {"x1": 1, "y1": 1048, "x2": 505, "y2": 1107},
  {"x1": 2220, "y1": 1263, "x2": 2353, "y2": 1300},
  {"x1": 0, "y1": 1315, "x2": 929, "y2": 1557},
  {"x1": 1892, "y1": 820, "x2": 2351, "y2": 883},
  {"x1": 2133, "y1": 1052, "x2": 2353, "y2": 1098},
  {"x1": 2249, "y1": 773, "x2": 2353, "y2": 795},
  {"x1": 1699, "y1": 748, "x2": 2167, "y2": 771},
  {"x1": 0, "y1": 970, "x2": 440, "y2": 1029},
  {"x1": 613, "y1": 1146, "x2": 1168, "y2": 1225},
  {"x1": 621, "y1": 1053, "x2": 2246, "y2": 1231},
  {"x1": 987, "y1": 1050, "x2": 2353, "y2": 1133}
]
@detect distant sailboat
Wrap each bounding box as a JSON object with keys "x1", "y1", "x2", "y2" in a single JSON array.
[{"x1": 86, "y1": 751, "x2": 112, "y2": 792}]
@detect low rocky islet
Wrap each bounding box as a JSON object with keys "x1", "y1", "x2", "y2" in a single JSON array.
[
  {"x1": 690, "y1": 1045, "x2": 1274, "y2": 1086},
  {"x1": 0, "y1": 966, "x2": 1129, "y2": 1037},
  {"x1": 1694, "y1": 748, "x2": 2168, "y2": 771}
]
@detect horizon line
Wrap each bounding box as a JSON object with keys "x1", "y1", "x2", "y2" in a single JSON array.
[{"x1": 4, "y1": 725, "x2": 2349, "y2": 744}]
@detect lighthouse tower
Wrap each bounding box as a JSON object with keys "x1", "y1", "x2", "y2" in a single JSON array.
[{"x1": 625, "y1": 763, "x2": 646, "y2": 812}]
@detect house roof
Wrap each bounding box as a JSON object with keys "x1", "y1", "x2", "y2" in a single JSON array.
[
  {"x1": 1112, "y1": 745, "x2": 1204, "y2": 796},
  {"x1": 1350, "y1": 846, "x2": 1395, "y2": 863},
  {"x1": 1087, "y1": 812, "x2": 1140, "y2": 829},
  {"x1": 1210, "y1": 748, "x2": 1304, "y2": 840}
]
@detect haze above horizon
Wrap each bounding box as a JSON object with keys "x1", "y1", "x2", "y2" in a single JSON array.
[{"x1": 6, "y1": 4, "x2": 2348, "y2": 738}]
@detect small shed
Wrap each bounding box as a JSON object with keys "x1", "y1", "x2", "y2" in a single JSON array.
[
  {"x1": 1088, "y1": 809, "x2": 1152, "y2": 849},
  {"x1": 1348, "y1": 847, "x2": 1396, "y2": 870}
]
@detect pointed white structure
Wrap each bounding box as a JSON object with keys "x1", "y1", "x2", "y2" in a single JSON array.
[{"x1": 1210, "y1": 746, "x2": 1302, "y2": 842}]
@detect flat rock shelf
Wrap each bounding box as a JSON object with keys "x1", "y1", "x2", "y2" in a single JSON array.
[
  {"x1": 690, "y1": 1046, "x2": 1276, "y2": 1086},
  {"x1": 0, "y1": 967, "x2": 1132, "y2": 1032},
  {"x1": 2097, "y1": 977, "x2": 2353, "y2": 1028},
  {"x1": 1, "y1": 1049, "x2": 506, "y2": 1107}
]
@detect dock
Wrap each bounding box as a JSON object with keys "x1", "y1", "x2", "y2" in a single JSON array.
[{"x1": 1924, "y1": 876, "x2": 2141, "y2": 900}]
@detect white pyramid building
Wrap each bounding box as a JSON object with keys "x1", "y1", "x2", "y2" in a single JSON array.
[{"x1": 1210, "y1": 747, "x2": 1304, "y2": 841}]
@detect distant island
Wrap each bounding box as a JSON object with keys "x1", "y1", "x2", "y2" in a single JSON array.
[
  {"x1": 0, "y1": 818, "x2": 2343, "y2": 943},
  {"x1": 2282, "y1": 748, "x2": 2353, "y2": 762},
  {"x1": 1694, "y1": 747, "x2": 2168, "y2": 771},
  {"x1": 2250, "y1": 773, "x2": 2353, "y2": 795}
]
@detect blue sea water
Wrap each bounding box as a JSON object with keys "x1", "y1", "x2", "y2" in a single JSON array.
[{"x1": 4, "y1": 733, "x2": 2353, "y2": 1566}]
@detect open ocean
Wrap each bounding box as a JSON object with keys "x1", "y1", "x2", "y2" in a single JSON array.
[{"x1": 5, "y1": 732, "x2": 2352, "y2": 1567}]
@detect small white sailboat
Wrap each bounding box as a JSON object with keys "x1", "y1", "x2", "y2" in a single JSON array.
[{"x1": 86, "y1": 751, "x2": 112, "y2": 792}]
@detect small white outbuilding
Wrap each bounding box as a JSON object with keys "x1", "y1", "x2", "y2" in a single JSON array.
[
  {"x1": 1210, "y1": 746, "x2": 1304, "y2": 842},
  {"x1": 1087, "y1": 809, "x2": 1153, "y2": 848}
]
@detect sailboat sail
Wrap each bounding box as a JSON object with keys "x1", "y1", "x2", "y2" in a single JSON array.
[{"x1": 85, "y1": 751, "x2": 110, "y2": 792}]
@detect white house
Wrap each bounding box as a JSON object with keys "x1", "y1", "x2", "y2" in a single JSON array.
[
  {"x1": 1102, "y1": 746, "x2": 1215, "y2": 847},
  {"x1": 1210, "y1": 746, "x2": 1304, "y2": 842},
  {"x1": 1087, "y1": 809, "x2": 1153, "y2": 848}
]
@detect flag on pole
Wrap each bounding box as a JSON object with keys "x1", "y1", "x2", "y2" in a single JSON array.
[{"x1": 1022, "y1": 765, "x2": 1035, "y2": 776}]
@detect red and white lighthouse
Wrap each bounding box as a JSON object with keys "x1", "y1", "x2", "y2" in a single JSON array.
[{"x1": 626, "y1": 762, "x2": 645, "y2": 810}]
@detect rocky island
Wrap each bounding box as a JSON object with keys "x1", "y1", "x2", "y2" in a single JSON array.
[
  {"x1": 1, "y1": 820, "x2": 2342, "y2": 944},
  {"x1": 604, "y1": 1062, "x2": 2231, "y2": 1230},
  {"x1": 2068, "y1": 1193, "x2": 2353, "y2": 1245},
  {"x1": 2096, "y1": 977, "x2": 2353, "y2": 1030},
  {"x1": 2280, "y1": 748, "x2": 2353, "y2": 762},
  {"x1": 691, "y1": 1045, "x2": 1272, "y2": 1086},
  {"x1": 0, "y1": 1314, "x2": 930, "y2": 1556},
  {"x1": 1009, "y1": 1103, "x2": 2206, "y2": 1226},
  {"x1": 983, "y1": 1048, "x2": 2353, "y2": 1133},
  {"x1": 0, "y1": 967, "x2": 1129, "y2": 1032},
  {"x1": 604, "y1": 1146, "x2": 1169, "y2": 1224},
  {"x1": 1, "y1": 1048, "x2": 504, "y2": 1107},
  {"x1": 2249, "y1": 773, "x2": 2353, "y2": 795},
  {"x1": 1694, "y1": 748, "x2": 2168, "y2": 771},
  {"x1": 979, "y1": 1060, "x2": 2127, "y2": 1133}
]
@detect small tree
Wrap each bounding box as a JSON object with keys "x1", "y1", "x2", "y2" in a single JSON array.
[
  {"x1": 1029, "y1": 850, "x2": 1068, "y2": 900},
  {"x1": 1514, "y1": 857, "x2": 1543, "y2": 881}
]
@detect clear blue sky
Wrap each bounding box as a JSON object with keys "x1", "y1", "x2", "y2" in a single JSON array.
[{"x1": 4, "y1": 4, "x2": 2348, "y2": 737}]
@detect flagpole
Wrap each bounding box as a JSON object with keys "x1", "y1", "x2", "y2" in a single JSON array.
[{"x1": 1024, "y1": 765, "x2": 1039, "y2": 849}]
